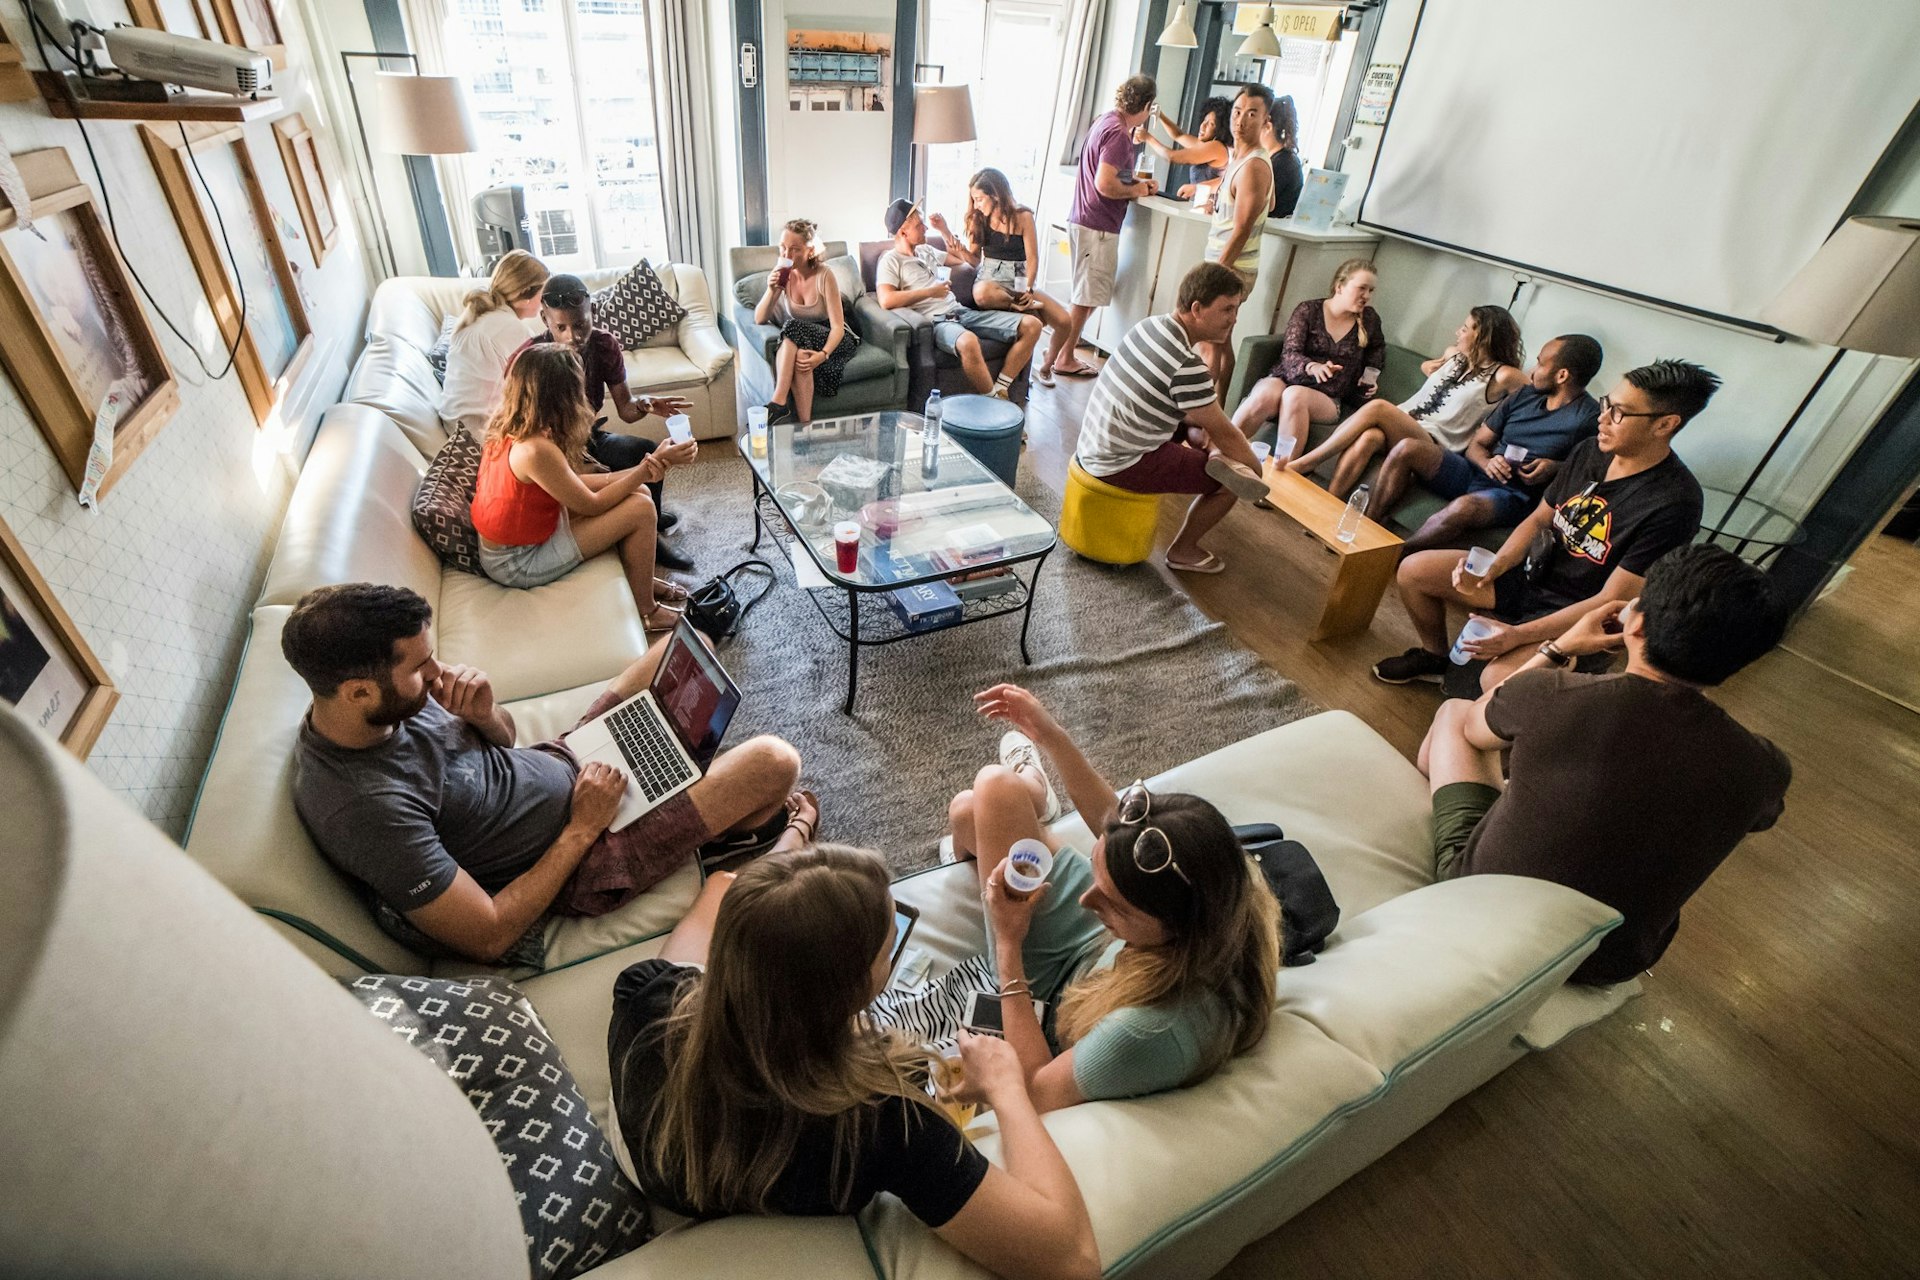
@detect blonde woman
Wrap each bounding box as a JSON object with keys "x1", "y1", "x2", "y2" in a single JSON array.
[
  {"x1": 1231, "y1": 258, "x2": 1384, "y2": 463},
  {"x1": 439, "y1": 249, "x2": 548, "y2": 433},
  {"x1": 942, "y1": 683, "x2": 1282, "y2": 1114},
  {"x1": 753, "y1": 217, "x2": 858, "y2": 424},
  {"x1": 469, "y1": 344, "x2": 687, "y2": 629},
  {"x1": 610, "y1": 846, "x2": 1101, "y2": 1280}
]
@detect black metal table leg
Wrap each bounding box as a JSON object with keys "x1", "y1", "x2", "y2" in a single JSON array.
[
  {"x1": 843, "y1": 588, "x2": 861, "y2": 715},
  {"x1": 750, "y1": 476, "x2": 764, "y2": 550},
  {"x1": 1018, "y1": 549, "x2": 1049, "y2": 664}
]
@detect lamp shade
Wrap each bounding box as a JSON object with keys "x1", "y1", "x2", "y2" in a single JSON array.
[
  {"x1": 1157, "y1": 2, "x2": 1198, "y2": 47},
  {"x1": 912, "y1": 82, "x2": 977, "y2": 145},
  {"x1": 1238, "y1": 9, "x2": 1283, "y2": 58},
  {"x1": 1761, "y1": 216, "x2": 1920, "y2": 357},
  {"x1": 370, "y1": 73, "x2": 480, "y2": 155}
]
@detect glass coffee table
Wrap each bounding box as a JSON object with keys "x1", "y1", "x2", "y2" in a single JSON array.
[{"x1": 743, "y1": 411, "x2": 1057, "y2": 714}]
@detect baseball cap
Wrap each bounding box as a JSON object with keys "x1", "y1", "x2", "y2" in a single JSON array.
[
  {"x1": 541, "y1": 273, "x2": 589, "y2": 308},
  {"x1": 883, "y1": 198, "x2": 919, "y2": 237}
]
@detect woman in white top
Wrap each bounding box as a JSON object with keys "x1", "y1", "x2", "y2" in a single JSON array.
[
  {"x1": 437, "y1": 250, "x2": 548, "y2": 434},
  {"x1": 1287, "y1": 304, "x2": 1525, "y2": 500}
]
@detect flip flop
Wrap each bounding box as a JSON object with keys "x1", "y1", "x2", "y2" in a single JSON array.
[
  {"x1": 1165, "y1": 552, "x2": 1227, "y2": 574},
  {"x1": 1035, "y1": 365, "x2": 1056, "y2": 387},
  {"x1": 1051, "y1": 361, "x2": 1098, "y2": 378}
]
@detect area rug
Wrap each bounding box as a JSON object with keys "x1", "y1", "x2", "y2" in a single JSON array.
[{"x1": 661, "y1": 446, "x2": 1322, "y2": 875}]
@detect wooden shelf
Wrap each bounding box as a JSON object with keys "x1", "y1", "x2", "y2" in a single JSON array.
[{"x1": 33, "y1": 71, "x2": 281, "y2": 121}]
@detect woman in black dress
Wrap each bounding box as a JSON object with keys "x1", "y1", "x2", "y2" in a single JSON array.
[
  {"x1": 1230, "y1": 257, "x2": 1383, "y2": 462},
  {"x1": 754, "y1": 217, "x2": 860, "y2": 423}
]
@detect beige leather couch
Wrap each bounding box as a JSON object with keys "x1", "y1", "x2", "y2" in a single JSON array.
[{"x1": 354, "y1": 262, "x2": 739, "y2": 447}]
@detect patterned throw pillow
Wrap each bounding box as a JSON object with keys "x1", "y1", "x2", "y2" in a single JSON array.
[
  {"x1": 343, "y1": 974, "x2": 651, "y2": 1279},
  {"x1": 592, "y1": 261, "x2": 687, "y2": 349},
  {"x1": 427, "y1": 314, "x2": 457, "y2": 384},
  {"x1": 412, "y1": 425, "x2": 485, "y2": 576}
]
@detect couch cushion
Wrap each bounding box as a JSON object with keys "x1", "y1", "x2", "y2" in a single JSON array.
[
  {"x1": 367, "y1": 275, "x2": 462, "y2": 353},
  {"x1": 825, "y1": 254, "x2": 865, "y2": 302},
  {"x1": 259, "y1": 404, "x2": 446, "y2": 609},
  {"x1": 345, "y1": 335, "x2": 452, "y2": 459},
  {"x1": 411, "y1": 423, "x2": 486, "y2": 577},
  {"x1": 434, "y1": 557, "x2": 649, "y2": 704},
  {"x1": 623, "y1": 345, "x2": 707, "y2": 392},
  {"x1": 593, "y1": 261, "x2": 688, "y2": 349},
  {"x1": 344, "y1": 973, "x2": 652, "y2": 1278}
]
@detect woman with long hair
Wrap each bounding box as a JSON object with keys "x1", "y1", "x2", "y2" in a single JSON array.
[
  {"x1": 438, "y1": 249, "x2": 548, "y2": 434},
  {"x1": 1137, "y1": 97, "x2": 1232, "y2": 204},
  {"x1": 470, "y1": 344, "x2": 682, "y2": 628},
  {"x1": 1288, "y1": 304, "x2": 1527, "y2": 499},
  {"x1": 754, "y1": 217, "x2": 859, "y2": 424},
  {"x1": 1232, "y1": 257, "x2": 1384, "y2": 463},
  {"x1": 609, "y1": 846, "x2": 1101, "y2": 1280},
  {"x1": 942, "y1": 684, "x2": 1282, "y2": 1114},
  {"x1": 941, "y1": 168, "x2": 1074, "y2": 385},
  {"x1": 1262, "y1": 95, "x2": 1305, "y2": 217}
]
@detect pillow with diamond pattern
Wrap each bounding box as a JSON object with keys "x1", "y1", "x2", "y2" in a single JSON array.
[
  {"x1": 343, "y1": 974, "x2": 651, "y2": 1279},
  {"x1": 591, "y1": 261, "x2": 686, "y2": 349},
  {"x1": 411, "y1": 424, "x2": 485, "y2": 576}
]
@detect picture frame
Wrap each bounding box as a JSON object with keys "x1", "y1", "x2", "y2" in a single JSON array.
[
  {"x1": 0, "y1": 147, "x2": 182, "y2": 502},
  {"x1": 273, "y1": 114, "x2": 339, "y2": 265},
  {"x1": 1, "y1": 25, "x2": 36, "y2": 101},
  {"x1": 141, "y1": 122, "x2": 313, "y2": 425},
  {"x1": 0, "y1": 513, "x2": 118, "y2": 759},
  {"x1": 131, "y1": 0, "x2": 287, "y2": 68}
]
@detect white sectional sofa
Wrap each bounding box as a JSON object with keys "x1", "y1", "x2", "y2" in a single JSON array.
[{"x1": 18, "y1": 332, "x2": 1638, "y2": 1276}]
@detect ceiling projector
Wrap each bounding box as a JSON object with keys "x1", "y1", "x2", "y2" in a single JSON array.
[{"x1": 28, "y1": 0, "x2": 272, "y2": 97}]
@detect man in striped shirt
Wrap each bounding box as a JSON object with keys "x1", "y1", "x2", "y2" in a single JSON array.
[{"x1": 1075, "y1": 262, "x2": 1269, "y2": 574}]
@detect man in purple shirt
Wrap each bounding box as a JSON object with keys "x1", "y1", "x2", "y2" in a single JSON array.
[{"x1": 1052, "y1": 75, "x2": 1159, "y2": 380}]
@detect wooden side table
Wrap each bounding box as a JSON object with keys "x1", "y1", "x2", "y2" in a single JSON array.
[{"x1": 1258, "y1": 467, "x2": 1403, "y2": 640}]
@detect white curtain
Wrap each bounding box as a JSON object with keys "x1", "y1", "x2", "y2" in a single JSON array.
[
  {"x1": 1045, "y1": 0, "x2": 1113, "y2": 169},
  {"x1": 400, "y1": 0, "x2": 480, "y2": 275},
  {"x1": 646, "y1": 0, "x2": 726, "y2": 288}
]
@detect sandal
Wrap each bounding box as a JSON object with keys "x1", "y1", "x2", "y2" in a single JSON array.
[
  {"x1": 1051, "y1": 360, "x2": 1098, "y2": 378},
  {"x1": 1165, "y1": 551, "x2": 1227, "y2": 574},
  {"x1": 653, "y1": 578, "x2": 692, "y2": 604},
  {"x1": 643, "y1": 600, "x2": 686, "y2": 632}
]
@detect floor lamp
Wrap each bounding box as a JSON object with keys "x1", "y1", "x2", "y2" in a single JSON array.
[
  {"x1": 342, "y1": 52, "x2": 480, "y2": 277},
  {"x1": 910, "y1": 79, "x2": 976, "y2": 204},
  {"x1": 1718, "y1": 217, "x2": 1920, "y2": 536}
]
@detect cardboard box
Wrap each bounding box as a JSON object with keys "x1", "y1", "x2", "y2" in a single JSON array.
[{"x1": 886, "y1": 580, "x2": 964, "y2": 631}]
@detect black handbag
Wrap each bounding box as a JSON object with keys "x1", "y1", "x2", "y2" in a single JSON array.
[
  {"x1": 1233, "y1": 823, "x2": 1340, "y2": 966},
  {"x1": 684, "y1": 559, "x2": 776, "y2": 640}
]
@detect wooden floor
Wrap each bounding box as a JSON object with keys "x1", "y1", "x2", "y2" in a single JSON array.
[
  {"x1": 1018, "y1": 361, "x2": 1920, "y2": 1279},
  {"x1": 1783, "y1": 532, "x2": 1920, "y2": 714}
]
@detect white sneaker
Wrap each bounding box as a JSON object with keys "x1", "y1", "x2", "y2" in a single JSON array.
[{"x1": 999, "y1": 730, "x2": 1061, "y2": 823}]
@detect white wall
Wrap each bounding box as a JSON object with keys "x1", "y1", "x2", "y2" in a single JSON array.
[
  {"x1": 764, "y1": 2, "x2": 897, "y2": 246},
  {"x1": 0, "y1": 0, "x2": 369, "y2": 834}
]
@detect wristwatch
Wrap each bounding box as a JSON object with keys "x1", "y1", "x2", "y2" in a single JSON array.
[{"x1": 1537, "y1": 640, "x2": 1572, "y2": 667}]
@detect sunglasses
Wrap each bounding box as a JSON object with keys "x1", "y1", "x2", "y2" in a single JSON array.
[
  {"x1": 542, "y1": 290, "x2": 589, "y2": 308},
  {"x1": 1116, "y1": 781, "x2": 1190, "y2": 886}
]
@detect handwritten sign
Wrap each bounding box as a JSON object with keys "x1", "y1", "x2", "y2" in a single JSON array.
[{"x1": 1355, "y1": 63, "x2": 1401, "y2": 125}]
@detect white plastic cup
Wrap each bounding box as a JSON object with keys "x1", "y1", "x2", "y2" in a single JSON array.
[
  {"x1": 666, "y1": 414, "x2": 693, "y2": 443},
  {"x1": 1249, "y1": 442, "x2": 1272, "y2": 469},
  {"x1": 1463, "y1": 546, "x2": 1496, "y2": 579},
  {"x1": 1272, "y1": 434, "x2": 1296, "y2": 464},
  {"x1": 1013, "y1": 272, "x2": 1028, "y2": 296},
  {"x1": 1503, "y1": 443, "x2": 1528, "y2": 463},
  {"x1": 1450, "y1": 616, "x2": 1498, "y2": 665},
  {"x1": 1003, "y1": 839, "x2": 1054, "y2": 899},
  {"x1": 1358, "y1": 367, "x2": 1380, "y2": 389}
]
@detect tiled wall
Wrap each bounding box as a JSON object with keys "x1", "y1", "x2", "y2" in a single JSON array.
[{"x1": 1, "y1": 1, "x2": 369, "y2": 836}]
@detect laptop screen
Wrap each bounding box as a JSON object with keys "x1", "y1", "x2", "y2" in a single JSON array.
[{"x1": 650, "y1": 621, "x2": 741, "y2": 766}]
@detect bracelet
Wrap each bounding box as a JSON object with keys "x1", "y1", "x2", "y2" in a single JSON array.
[
  {"x1": 1538, "y1": 640, "x2": 1571, "y2": 667},
  {"x1": 998, "y1": 979, "x2": 1031, "y2": 999}
]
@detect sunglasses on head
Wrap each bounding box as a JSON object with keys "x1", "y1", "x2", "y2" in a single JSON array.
[
  {"x1": 1115, "y1": 781, "x2": 1190, "y2": 886},
  {"x1": 543, "y1": 290, "x2": 588, "y2": 308}
]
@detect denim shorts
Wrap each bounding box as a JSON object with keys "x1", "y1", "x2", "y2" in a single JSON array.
[
  {"x1": 934, "y1": 306, "x2": 1027, "y2": 355},
  {"x1": 478, "y1": 510, "x2": 584, "y2": 588},
  {"x1": 1430, "y1": 450, "x2": 1539, "y2": 527},
  {"x1": 976, "y1": 257, "x2": 1024, "y2": 289}
]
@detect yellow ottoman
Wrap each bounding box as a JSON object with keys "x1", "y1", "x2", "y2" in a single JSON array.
[{"x1": 1059, "y1": 460, "x2": 1161, "y2": 564}]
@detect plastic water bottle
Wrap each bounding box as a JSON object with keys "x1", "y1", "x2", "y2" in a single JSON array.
[
  {"x1": 1336, "y1": 483, "x2": 1369, "y2": 544},
  {"x1": 922, "y1": 389, "x2": 943, "y2": 477}
]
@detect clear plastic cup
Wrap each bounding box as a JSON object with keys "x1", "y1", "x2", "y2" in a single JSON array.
[
  {"x1": 1272, "y1": 434, "x2": 1296, "y2": 464},
  {"x1": 747, "y1": 405, "x2": 769, "y2": 458},
  {"x1": 1450, "y1": 616, "x2": 1498, "y2": 665},
  {"x1": 1003, "y1": 839, "x2": 1053, "y2": 899},
  {"x1": 1464, "y1": 546, "x2": 1496, "y2": 579},
  {"x1": 1503, "y1": 443, "x2": 1528, "y2": 463},
  {"x1": 1013, "y1": 273, "x2": 1028, "y2": 296},
  {"x1": 1249, "y1": 442, "x2": 1272, "y2": 470},
  {"x1": 666, "y1": 414, "x2": 693, "y2": 443},
  {"x1": 833, "y1": 520, "x2": 861, "y2": 574}
]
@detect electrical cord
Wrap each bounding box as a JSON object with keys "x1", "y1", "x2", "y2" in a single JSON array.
[{"x1": 26, "y1": 4, "x2": 247, "y2": 382}]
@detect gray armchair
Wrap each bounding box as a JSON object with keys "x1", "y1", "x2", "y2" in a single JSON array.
[
  {"x1": 856, "y1": 239, "x2": 1032, "y2": 409},
  {"x1": 728, "y1": 243, "x2": 913, "y2": 420}
]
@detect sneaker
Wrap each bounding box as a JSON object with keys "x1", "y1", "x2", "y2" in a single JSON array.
[
  {"x1": 1372, "y1": 647, "x2": 1450, "y2": 685},
  {"x1": 1205, "y1": 455, "x2": 1270, "y2": 503},
  {"x1": 999, "y1": 730, "x2": 1061, "y2": 823},
  {"x1": 765, "y1": 401, "x2": 795, "y2": 426}
]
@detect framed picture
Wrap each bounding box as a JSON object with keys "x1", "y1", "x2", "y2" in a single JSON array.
[
  {"x1": 273, "y1": 114, "x2": 339, "y2": 265},
  {"x1": 141, "y1": 122, "x2": 312, "y2": 425},
  {"x1": 0, "y1": 148, "x2": 181, "y2": 502},
  {"x1": 126, "y1": 0, "x2": 223, "y2": 41},
  {"x1": 0, "y1": 514, "x2": 118, "y2": 758},
  {"x1": 132, "y1": 0, "x2": 287, "y2": 67},
  {"x1": 1, "y1": 25, "x2": 36, "y2": 101}
]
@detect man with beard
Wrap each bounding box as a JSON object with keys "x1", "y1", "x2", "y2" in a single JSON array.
[{"x1": 284, "y1": 583, "x2": 804, "y2": 963}]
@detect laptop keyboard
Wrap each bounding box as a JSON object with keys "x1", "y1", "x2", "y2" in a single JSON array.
[{"x1": 605, "y1": 699, "x2": 695, "y2": 800}]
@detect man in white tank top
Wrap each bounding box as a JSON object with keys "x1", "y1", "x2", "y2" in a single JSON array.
[{"x1": 1193, "y1": 85, "x2": 1274, "y2": 401}]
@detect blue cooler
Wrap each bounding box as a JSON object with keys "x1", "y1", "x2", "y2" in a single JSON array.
[{"x1": 940, "y1": 394, "x2": 1025, "y2": 490}]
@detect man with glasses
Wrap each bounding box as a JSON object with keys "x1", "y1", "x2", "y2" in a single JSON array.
[{"x1": 1374, "y1": 358, "x2": 1714, "y2": 692}]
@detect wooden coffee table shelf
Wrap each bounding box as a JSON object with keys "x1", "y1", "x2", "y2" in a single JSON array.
[{"x1": 1258, "y1": 466, "x2": 1403, "y2": 641}]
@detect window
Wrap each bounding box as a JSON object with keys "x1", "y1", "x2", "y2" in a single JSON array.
[
  {"x1": 443, "y1": 0, "x2": 669, "y2": 269},
  {"x1": 1210, "y1": 30, "x2": 1361, "y2": 169},
  {"x1": 921, "y1": 0, "x2": 1068, "y2": 224}
]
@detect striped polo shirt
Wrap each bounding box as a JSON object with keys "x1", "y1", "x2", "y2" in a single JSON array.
[{"x1": 1075, "y1": 313, "x2": 1217, "y2": 477}]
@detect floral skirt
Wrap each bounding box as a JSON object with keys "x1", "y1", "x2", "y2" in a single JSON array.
[{"x1": 781, "y1": 318, "x2": 860, "y2": 397}]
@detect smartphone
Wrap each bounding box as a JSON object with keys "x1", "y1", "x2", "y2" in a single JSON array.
[
  {"x1": 962, "y1": 989, "x2": 1046, "y2": 1039},
  {"x1": 888, "y1": 900, "x2": 921, "y2": 973}
]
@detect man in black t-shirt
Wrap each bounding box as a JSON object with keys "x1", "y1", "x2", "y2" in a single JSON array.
[
  {"x1": 1376, "y1": 358, "x2": 1716, "y2": 694},
  {"x1": 1418, "y1": 544, "x2": 1790, "y2": 984}
]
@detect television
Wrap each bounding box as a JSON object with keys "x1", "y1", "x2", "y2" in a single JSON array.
[{"x1": 472, "y1": 184, "x2": 530, "y2": 268}]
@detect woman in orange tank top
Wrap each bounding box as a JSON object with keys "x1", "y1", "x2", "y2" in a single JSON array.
[{"x1": 471, "y1": 344, "x2": 693, "y2": 630}]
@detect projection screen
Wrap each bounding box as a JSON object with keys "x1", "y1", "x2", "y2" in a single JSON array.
[{"x1": 1359, "y1": 0, "x2": 1920, "y2": 324}]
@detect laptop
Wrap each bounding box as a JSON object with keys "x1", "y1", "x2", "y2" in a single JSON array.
[{"x1": 565, "y1": 620, "x2": 743, "y2": 831}]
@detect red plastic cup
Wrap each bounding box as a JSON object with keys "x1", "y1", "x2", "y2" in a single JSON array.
[{"x1": 834, "y1": 520, "x2": 860, "y2": 574}]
